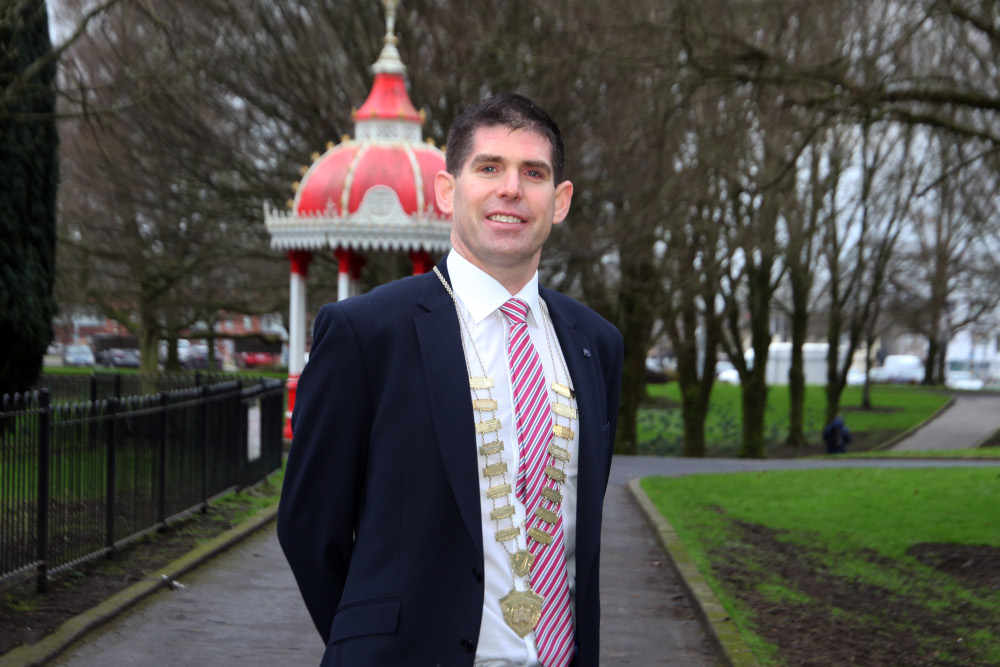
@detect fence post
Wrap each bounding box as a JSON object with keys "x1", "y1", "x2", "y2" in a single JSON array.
[
  {"x1": 36, "y1": 390, "x2": 52, "y2": 593},
  {"x1": 236, "y1": 380, "x2": 245, "y2": 490},
  {"x1": 89, "y1": 373, "x2": 99, "y2": 454},
  {"x1": 106, "y1": 397, "x2": 118, "y2": 552},
  {"x1": 199, "y1": 385, "x2": 208, "y2": 513},
  {"x1": 158, "y1": 392, "x2": 168, "y2": 527}
]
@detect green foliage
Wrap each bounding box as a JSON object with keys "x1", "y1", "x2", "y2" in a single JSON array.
[
  {"x1": 211, "y1": 466, "x2": 283, "y2": 525},
  {"x1": 850, "y1": 447, "x2": 1000, "y2": 459},
  {"x1": 0, "y1": 0, "x2": 59, "y2": 396},
  {"x1": 638, "y1": 383, "x2": 951, "y2": 455},
  {"x1": 2, "y1": 593, "x2": 38, "y2": 613},
  {"x1": 647, "y1": 468, "x2": 1000, "y2": 552},
  {"x1": 643, "y1": 468, "x2": 1000, "y2": 664}
]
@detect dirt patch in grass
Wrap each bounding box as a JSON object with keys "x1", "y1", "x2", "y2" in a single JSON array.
[
  {"x1": 709, "y1": 518, "x2": 1000, "y2": 666},
  {"x1": 0, "y1": 487, "x2": 278, "y2": 657},
  {"x1": 908, "y1": 543, "x2": 1000, "y2": 592}
]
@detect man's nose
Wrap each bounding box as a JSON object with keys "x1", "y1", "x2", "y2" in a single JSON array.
[{"x1": 496, "y1": 170, "x2": 522, "y2": 199}]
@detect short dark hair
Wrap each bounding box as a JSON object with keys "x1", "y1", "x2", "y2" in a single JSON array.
[{"x1": 445, "y1": 93, "x2": 566, "y2": 184}]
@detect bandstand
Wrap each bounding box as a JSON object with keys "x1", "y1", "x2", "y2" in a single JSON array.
[{"x1": 264, "y1": 0, "x2": 450, "y2": 438}]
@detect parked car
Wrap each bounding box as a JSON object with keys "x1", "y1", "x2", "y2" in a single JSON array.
[
  {"x1": 238, "y1": 351, "x2": 274, "y2": 369},
  {"x1": 101, "y1": 347, "x2": 141, "y2": 368},
  {"x1": 186, "y1": 344, "x2": 222, "y2": 370},
  {"x1": 717, "y1": 368, "x2": 741, "y2": 384},
  {"x1": 869, "y1": 355, "x2": 925, "y2": 384},
  {"x1": 715, "y1": 360, "x2": 735, "y2": 376},
  {"x1": 846, "y1": 367, "x2": 867, "y2": 386},
  {"x1": 945, "y1": 370, "x2": 985, "y2": 391},
  {"x1": 62, "y1": 343, "x2": 95, "y2": 367},
  {"x1": 158, "y1": 339, "x2": 192, "y2": 366}
]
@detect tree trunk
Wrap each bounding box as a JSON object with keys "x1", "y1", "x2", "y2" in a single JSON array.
[
  {"x1": 740, "y1": 372, "x2": 768, "y2": 458},
  {"x1": 672, "y1": 326, "x2": 717, "y2": 458},
  {"x1": 613, "y1": 242, "x2": 658, "y2": 455},
  {"x1": 139, "y1": 316, "x2": 160, "y2": 376},
  {"x1": 861, "y1": 335, "x2": 874, "y2": 410},
  {"x1": 785, "y1": 305, "x2": 809, "y2": 446},
  {"x1": 925, "y1": 336, "x2": 940, "y2": 385},
  {"x1": 680, "y1": 381, "x2": 709, "y2": 457},
  {"x1": 615, "y1": 343, "x2": 645, "y2": 455},
  {"x1": 937, "y1": 343, "x2": 947, "y2": 384}
]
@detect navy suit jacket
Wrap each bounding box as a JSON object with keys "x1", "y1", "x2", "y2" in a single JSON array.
[{"x1": 277, "y1": 263, "x2": 623, "y2": 666}]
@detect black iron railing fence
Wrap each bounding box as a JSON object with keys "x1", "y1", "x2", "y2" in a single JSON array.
[
  {"x1": 0, "y1": 374, "x2": 284, "y2": 592},
  {"x1": 33, "y1": 371, "x2": 244, "y2": 404}
]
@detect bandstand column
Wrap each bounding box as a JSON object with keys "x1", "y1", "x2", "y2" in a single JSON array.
[
  {"x1": 350, "y1": 253, "x2": 366, "y2": 296},
  {"x1": 334, "y1": 248, "x2": 352, "y2": 301},
  {"x1": 409, "y1": 249, "x2": 431, "y2": 275},
  {"x1": 285, "y1": 250, "x2": 313, "y2": 440}
]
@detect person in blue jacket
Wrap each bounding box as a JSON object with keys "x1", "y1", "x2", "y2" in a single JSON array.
[{"x1": 823, "y1": 414, "x2": 851, "y2": 454}]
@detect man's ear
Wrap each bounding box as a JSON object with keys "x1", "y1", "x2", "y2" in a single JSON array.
[
  {"x1": 435, "y1": 170, "x2": 455, "y2": 216},
  {"x1": 552, "y1": 180, "x2": 573, "y2": 225}
]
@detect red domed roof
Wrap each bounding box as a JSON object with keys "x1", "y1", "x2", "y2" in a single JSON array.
[
  {"x1": 294, "y1": 140, "x2": 445, "y2": 217},
  {"x1": 292, "y1": 8, "x2": 446, "y2": 221},
  {"x1": 265, "y1": 0, "x2": 451, "y2": 256},
  {"x1": 356, "y1": 73, "x2": 422, "y2": 123}
]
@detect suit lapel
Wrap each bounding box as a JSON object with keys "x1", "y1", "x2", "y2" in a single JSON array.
[
  {"x1": 541, "y1": 288, "x2": 606, "y2": 579},
  {"x1": 414, "y1": 266, "x2": 484, "y2": 558}
]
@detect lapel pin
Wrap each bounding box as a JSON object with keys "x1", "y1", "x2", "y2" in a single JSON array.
[{"x1": 582, "y1": 348, "x2": 591, "y2": 358}]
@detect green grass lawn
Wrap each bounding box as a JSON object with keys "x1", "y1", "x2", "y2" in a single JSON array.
[
  {"x1": 642, "y1": 467, "x2": 1000, "y2": 665},
  {"x1": 639, "y1": 383, "x2": 952, "y2": 456},
  {"x1": 850, "y1": 447, "x2": 1000, "y2": 459}
]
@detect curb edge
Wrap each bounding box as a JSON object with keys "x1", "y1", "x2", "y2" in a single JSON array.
[
  {"x1": 2, "y1": 503, "x2": 280, "y2": 666},
  {"x1": 627, "y1": 477, "x2": 760, "y2": 667}
]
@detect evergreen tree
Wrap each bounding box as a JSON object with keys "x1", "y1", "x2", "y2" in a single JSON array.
[{"x1": 0, "y1": 1, "x2": 59, "y2": 396}]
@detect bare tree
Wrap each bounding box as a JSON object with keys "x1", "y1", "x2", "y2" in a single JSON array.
[
  {"x1": 778, "y1": 132, "x2": 828, "y2": 446},
  {"x1": 658, "y1": 107, "x2": 730, "y2": 457},
  {"x1": 821, "y1": 121, "x2": 919, "y2": 420},
  {"x1": 678, "y1": 0, "x2": 1000, "y2": 144},
  {"x1": 889, "y1": 132, "x2": 1000, "y2": 383},
  {"x1": 57, "y1": 1, "x2": 289, "y2": 371}
]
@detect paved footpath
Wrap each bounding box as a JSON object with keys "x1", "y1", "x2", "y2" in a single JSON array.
[
  {"x1": 47, "y1": 392, "x2": 1000, "y2": 666},
  {"x1": 890, "y1": 393, "x2": 1000, "y2": 451},
  {"x1": 52, "y1": 460, "x2": 723, "y2": 667}
]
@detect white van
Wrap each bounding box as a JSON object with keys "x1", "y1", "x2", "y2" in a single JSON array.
[{"x1": 869, "y1": 355, "x2": 925, "y2": 384}]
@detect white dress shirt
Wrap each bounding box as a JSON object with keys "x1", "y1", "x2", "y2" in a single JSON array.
[{"x1": 444, "y1": 252, "x2": 580, "y2": 666}]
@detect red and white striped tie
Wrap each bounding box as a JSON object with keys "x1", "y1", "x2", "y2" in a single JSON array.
[{"x1": 500, "y1": 298, "x2": 574, "y2": 667}]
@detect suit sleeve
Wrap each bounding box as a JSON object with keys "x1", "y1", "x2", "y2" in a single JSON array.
[
  {"x1": 605, "y1": 328, "x2": 624, "y2": 481},
  {"x1": 607, "y1": 331, "x2": 624, "y2": 438},
  {"x1": 277, "y1": 303, "x2": 370, "y2": 643}
]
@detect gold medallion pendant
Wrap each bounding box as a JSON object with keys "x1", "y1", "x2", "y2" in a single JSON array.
[
  {"x1": 499, "y1": 588, "x2": 544, "y2": 638},
  {"x1": 510, "y1": 549, "x2": 536, "y2": 577}
]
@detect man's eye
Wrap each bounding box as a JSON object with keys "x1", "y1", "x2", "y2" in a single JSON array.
[
  {"x1": 526, "y1": 170, "x2": 542, "y2": 178},
  {"x1": 481, "y1": 165, "x2": 498, "y2": 173}
]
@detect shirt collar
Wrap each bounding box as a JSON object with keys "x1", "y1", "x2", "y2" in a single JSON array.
[{"x1": 446, "y1": 251, "x2": 541, "y2": 325}]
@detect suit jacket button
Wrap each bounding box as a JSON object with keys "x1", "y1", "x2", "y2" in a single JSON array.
[
  {"x1": 582, "y1": 348, "x2": 592, "y2": 358},
  {"x1": 473, "y1": 567, "x2": 483, "y2": 582},
  {"x1": 460, "y1": 638, "x2": 476, "y2": 652}
]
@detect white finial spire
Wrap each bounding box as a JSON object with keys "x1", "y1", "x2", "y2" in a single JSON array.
[
  {"x1": 383, "y1": 0, "x2": 397, "y2": 40},
  {"x1": 373, "y1": 0, "x2": 405, "y2": 74}
]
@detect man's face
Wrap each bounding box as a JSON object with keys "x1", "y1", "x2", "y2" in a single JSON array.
[{"x1": 435, "y1": 125, "x2": 573, "y2": 289}]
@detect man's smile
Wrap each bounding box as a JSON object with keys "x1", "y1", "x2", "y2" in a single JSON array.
[{"x1": 487, "y1": 213, "x2": 525, "y2": 224}]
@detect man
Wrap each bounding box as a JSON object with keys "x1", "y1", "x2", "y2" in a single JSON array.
[{"x1": 278, "y1": 93, "x2": 623, "y2": 666}]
